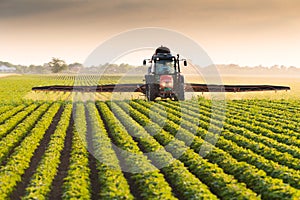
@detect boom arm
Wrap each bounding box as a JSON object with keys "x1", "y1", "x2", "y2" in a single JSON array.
[
  {"x1": 185, "y1": 84, "x2": 290, "y2": 92},
  {"x1": 32, "y1": 83, "x2": 290, "y2": 93},
  {"x1": 32, "y1": 84, "x2": 146, "y2": 93}
]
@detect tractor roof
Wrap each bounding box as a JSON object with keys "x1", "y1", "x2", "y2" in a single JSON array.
[{"x1": 155, "y1": 46, "x2": 170, "y2": 55}]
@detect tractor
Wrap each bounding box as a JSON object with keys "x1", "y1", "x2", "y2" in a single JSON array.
[{"x1": 143, "y1": 46, "x2": 187, "y2": 101}]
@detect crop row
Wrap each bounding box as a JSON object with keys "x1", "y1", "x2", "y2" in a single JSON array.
[
  {"x1": 0, "y1": 103, "x2": 38, "y2": 139},
  {"x1": 62, "y1": 103, "x2": 91, "y2": 199},
  {"x1": 157, "y1": 100, "x2": 300, "y2": 188},
  {"x1": 219, "y1": 101, "x2": 300, "y2": 145},
  {"x1": 0, "y1": 103, "x2": 61, "y2": 199},
  {"x1": 220, "y1": 105, "x2": 300, "y2": 159},
  {"x1": 0, "y1": 103, "x2": 50, "y2": 163},
  {"x1": 23, "y1": 103, "x2": 72, "y2": 199},
  {"x1": 180, "y1": 100, "x2": 300, "y2": 166},
  {"x1": 227, "y1": 108, "x2": 300, "y2": 143},
  {"x1": 85, "y1": 102, "x2": 134, "y2": 199},
  {"x1": 131, "y1": 100, "x2": 300, "y2": 199},
  {"x1": 230, "y1": 100, "x2": 300, "y2": 119},
  {"x1": 172, "y1": 100, "x2": 300, "y2": 154},
  {"x1": 97, "y1": 101, "x2": 178, "y2": 200},
  {"x1": 116, "y1": 101, "x2": 259, "y2": 199},
  {"x1": 109, "y1": 101, "x2": 223, "y2": 199},
  {"x1": 224, "y1": 101, "x2": 300, "y2": 138},
  {"x1": 228, "y1": 100, "x2": 300, "y2": 128},
  {"x1": 0, "y1": 104, "x2": 27, "y2": 125},
  {"x1": 0, "y1": 105, "x2": 13, "y2": 115}
]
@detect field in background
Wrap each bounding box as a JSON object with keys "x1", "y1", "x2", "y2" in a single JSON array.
[{"x1": 0, "y1": 74, "x2": 298, "y2": 103}]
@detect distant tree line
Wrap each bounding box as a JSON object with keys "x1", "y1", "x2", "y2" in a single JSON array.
[
  {"x1": 203, "y1": 64, "x2": 300, "y2": 76},
  {"x1": 0, "y1": 59, "x2": 299, "y2": 75},
  {"x1": 0, "y1": 58, "x2": 147, "y2": 74}
]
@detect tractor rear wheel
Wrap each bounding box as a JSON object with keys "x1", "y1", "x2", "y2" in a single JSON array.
[
  {"x1": 177, "y1": 88, "x2": 185, "y2": 101},
  {"x1": 146, "y1": 84, "x2": 157, "y2": 101},
  {"x1": 176, "y1": 78, "x2": 185, "y2": 101},
  {"x1": 176, "y1": 75, "x2": 185, "y2": 101}
]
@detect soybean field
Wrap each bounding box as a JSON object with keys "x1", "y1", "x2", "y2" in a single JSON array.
[{"x1": 0, "y1": 75, "x2": 299, "y2": 199}]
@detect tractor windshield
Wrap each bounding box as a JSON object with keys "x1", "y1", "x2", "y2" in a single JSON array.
[{"x1": 155, "y1": 60, "x2": 175, "y2": 74}]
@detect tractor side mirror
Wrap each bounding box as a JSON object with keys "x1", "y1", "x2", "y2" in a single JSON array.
[
  {"x1": 183, "y1": 60, "x2": 187, "y2": 66},
  {"x1": 143, "y1": 60, "x2": 147, "y2": 66}
]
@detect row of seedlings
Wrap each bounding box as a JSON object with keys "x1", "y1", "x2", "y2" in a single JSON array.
[
  {"x1": 119, "y1": 101, "x2": 260, "y2": 200},
  {"x1": 159, "y1": 100, "x2": 300, "y2": 189},
  {"x1": 133, "y1": 100, "x2": 300, "y2": 200},
  {"x1": 85, "y1": 102, "x2": 134, "y2": 199},
  {"x1": 0, "y1": 103, "x2": 61, "y2": 199},
  {"x1": 175, "y1": 100, "x2": 300, "y2": 170},
  {"x1": 62, "y1": 103, "x2": 91, "y2": 199},
  {"x1": 0, "y1": 103, "x2": 39, "y2": 139},
  {"x1": 23, "y1": 103, "x2": 72, "y2": 199},
  {"x1": 0, "y1": 103, "x2": 50, "y2": 163},
  {"x1": 97, "y1": 101, "x2": 178, "y2": 200}
]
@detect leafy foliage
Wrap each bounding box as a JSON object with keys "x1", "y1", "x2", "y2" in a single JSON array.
[
  {"x1": 48, "y1": 58, "x2": 68, "y2": 73},
  {"x1": 0, "y1": 77, "x2": 299, "y2": 199}
]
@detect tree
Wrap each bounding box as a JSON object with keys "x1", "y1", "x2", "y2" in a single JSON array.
[
  {"x1": 49, "y1": 57, "x2": 68, "y2": 73},
  {"x1": 68, "y1": 62, "x2": 83, "y2": 72}
]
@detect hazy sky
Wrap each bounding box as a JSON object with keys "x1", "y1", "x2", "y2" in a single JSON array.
[{"x1": 1, "y1": 0, "x2": 300, "y2": 67}]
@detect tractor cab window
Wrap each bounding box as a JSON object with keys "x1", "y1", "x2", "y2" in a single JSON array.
[{"x1": 155, "y1": 60, "x2": 175, "y2": 74}]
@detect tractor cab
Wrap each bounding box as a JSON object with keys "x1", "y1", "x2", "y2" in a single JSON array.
[
  {"x1": 151, "y1": 53, "x2": 177, "y2": 75},
  {"x1": 155, "y1": 58, "x2": 175, "y2": 75}
]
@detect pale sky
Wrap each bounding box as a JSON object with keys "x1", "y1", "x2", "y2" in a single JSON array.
[{"x1": 1, "y1": 0, "x2": 300, "y2": 67}]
